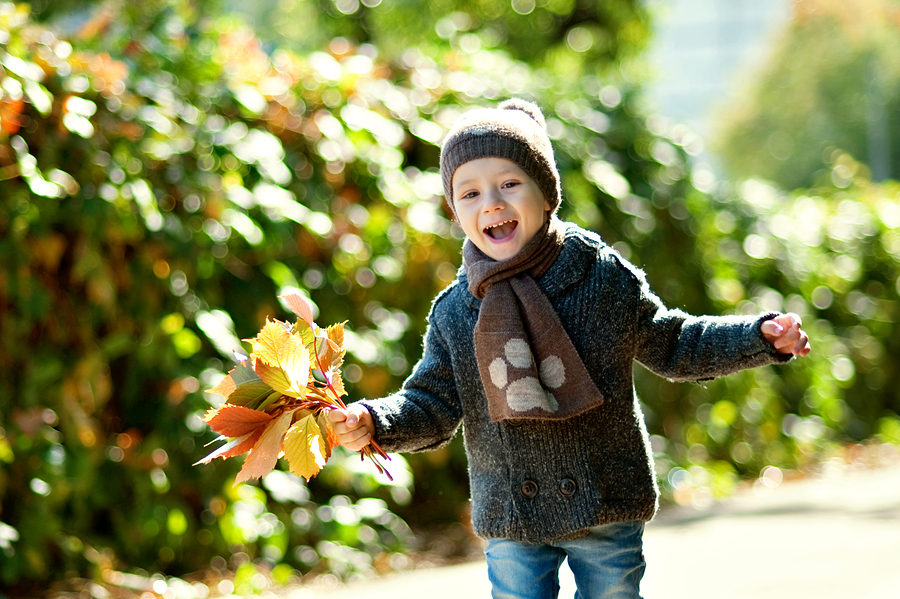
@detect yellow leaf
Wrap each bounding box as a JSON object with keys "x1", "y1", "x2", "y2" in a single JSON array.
[
  {"x1": 326, "y1": 322, "x2": 345, "y2": 353},
  {"x1": 283, "y1": 413, "x2": 328, "y2": 482},
  {"x1": 325, "y1": 322, "x2": 346, "y2": 369},
  {"x1": 327, "y1": 368, "x2": 347, "y2": 398},
  {"x1": 255, "y1": 361, "x2": 303, "y2": 400},
  {"x1": 249, "y1": 320, "x2": 310, "y2": 399},
  {"x1": 235, "y1": 410, "x2": 294, "y2": 485}
]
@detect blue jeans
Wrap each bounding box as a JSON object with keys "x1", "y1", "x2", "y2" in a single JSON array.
[{"x1": 484, "y1": 521, "x2": 646, "y2": 599}]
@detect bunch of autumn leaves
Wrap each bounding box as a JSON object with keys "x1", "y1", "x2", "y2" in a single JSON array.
[{"x1": 195, "y1": 293, "x2": 390, "y2": 483}]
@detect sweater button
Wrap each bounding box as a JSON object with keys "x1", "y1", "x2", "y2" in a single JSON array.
[
  {"x1": 558, "y1": 478, "x2": 577, "y2": 497},
  {"x1": 520, "y1": 480, "x2": 539, "y2": 499}
]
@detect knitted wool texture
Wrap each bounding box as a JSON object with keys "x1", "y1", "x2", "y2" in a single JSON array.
[
  {"x1": 465, "y1": 216, "x2": 605, "y2": 422},
  {"x1": 359, "y1": 223, "x2": 792, "y2": 543},
  {"x1": 439, "y1": 99, "x2": 561, "y2": 217}
]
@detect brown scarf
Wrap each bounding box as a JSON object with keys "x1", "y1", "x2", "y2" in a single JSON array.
[{"x1": 465, "y1": 217, "x2": 605, "y2": 422}]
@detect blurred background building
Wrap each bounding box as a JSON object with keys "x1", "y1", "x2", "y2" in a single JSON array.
[{"x1": 645, "y1": 0, "x2": 790, "y2": 140}]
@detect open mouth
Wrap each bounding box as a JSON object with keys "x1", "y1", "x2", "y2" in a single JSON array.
[{"x1": 484, "y1": 219, "x2": 517, "y2": 240}]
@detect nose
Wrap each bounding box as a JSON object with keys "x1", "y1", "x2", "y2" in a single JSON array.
[{"x1": 482, "y1": 188, "x2": 505, "y2": 212}]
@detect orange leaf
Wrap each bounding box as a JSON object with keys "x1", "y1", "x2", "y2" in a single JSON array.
[
  {"x1": 280, "y1": 293, "x2": 315, "y2": 325},
  {"x1": 193, "y1": 428, "x2": 263, "y2": 465},
  {"x1": 283, "y1": 413, "x2": 328, "y2": 481},
  {"x1": 323, "y1": 323, "x2": 347, "y2": 371},
  {"x1": 316, "y1": 411, "x2": 336, "y2": 460},
  {"x1": 235, "y1": 410, "x2": 294, "y2": 485},
  {"x1": 325, "y1": 367, "x2": 347, "y2": 399},
  {"x1": 249, "y1": 320, "x2": 310, "y2": 398},
  {"x1": 207, "y1": 374, "x2": 236, "y2": 398},
  {"x1": 203, "y1": 404, "x2": 274, "y2": 438}
]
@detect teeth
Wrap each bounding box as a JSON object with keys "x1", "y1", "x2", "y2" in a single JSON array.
[{"x1": 485, "y1": 219, "x2": 514, "y2": 230}]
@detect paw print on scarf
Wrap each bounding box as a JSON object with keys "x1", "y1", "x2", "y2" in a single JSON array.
[{"x1": 488, "y1": 338, "x2": 566, "y2": 413}]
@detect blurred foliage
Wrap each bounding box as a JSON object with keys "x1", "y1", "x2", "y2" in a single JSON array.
[
  {"x1": 0, "y1": 0, "x2": 898, "y2": 595},
  {"x1": 228, "y1": 0, "x2": 650, "y2": 75},
  {"x1": 7, "y1": 0, "x2": 102, "y2": 23},
  {"x1": 0, "y1": 0, "x2": 445, "y2": 591},
  {"x1": 713, "y1": 0, "x2": 900, "y2": 190}
]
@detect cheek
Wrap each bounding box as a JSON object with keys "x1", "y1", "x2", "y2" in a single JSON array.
[{"x1": 455, "y1": 206, "x2": 480, "y2": 234}]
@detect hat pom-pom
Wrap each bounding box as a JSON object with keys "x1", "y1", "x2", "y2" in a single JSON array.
[{"x1": 499, "y1": 98, "x2": 546, "y2": 130}]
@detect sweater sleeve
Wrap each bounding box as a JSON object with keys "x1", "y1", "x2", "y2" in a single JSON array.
[
  {"x1": 622, "y1": 257, "x2": 791, "y2": 382},
  {"x1": 356, "y1": 315, "x2": 464, "y2": 454}
]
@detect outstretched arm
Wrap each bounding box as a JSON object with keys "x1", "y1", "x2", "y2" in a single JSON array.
[{"x1": 620, "y1": 252, "x2": 807, "y2": 381}]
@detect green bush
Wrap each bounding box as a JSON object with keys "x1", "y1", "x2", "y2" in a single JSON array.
[{"x1": 0, "y1": 1, "x2": 440, "y2": 588}]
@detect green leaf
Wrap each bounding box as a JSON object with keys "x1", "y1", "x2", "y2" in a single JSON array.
[
  {"x1": 293, "y1": 318, "x2": 316, "y2": 349},
  {"x1": 227, "y1": 380, "x2": 273, "y2": 407},
  {"x1": 231, "y1": 358, "x2": 261, "y2": 385}
]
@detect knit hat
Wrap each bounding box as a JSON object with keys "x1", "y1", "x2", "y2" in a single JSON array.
[{"x1": 439, "y1": 99, "x2": 562, "y2": 217}]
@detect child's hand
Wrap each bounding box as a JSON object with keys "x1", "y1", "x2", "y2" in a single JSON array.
[
  {"x1": 761, "y1": 313, "x2": 811, "y2": 357},
  {"x1": 326, "y1": 404, "x2": 376, "y2": 452}
]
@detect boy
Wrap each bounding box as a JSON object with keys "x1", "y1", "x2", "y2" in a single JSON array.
[{"x1": 328, "y1": 99, "x2": 810, "y2": 598}]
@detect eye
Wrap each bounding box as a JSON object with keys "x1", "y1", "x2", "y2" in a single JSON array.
[
  {"x1": 501, "y1": 180, "x2": 520, "y2": 189},
  {"x1": 458, "y1": 189, "x2": 479, "y2": 201}
]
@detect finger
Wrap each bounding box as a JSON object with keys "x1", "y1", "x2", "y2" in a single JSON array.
[
  {"x1": 774, "y1": 328, "x2": 809, "y2": 356},
  {"x1": 326, "y1": 408, "x2": 347, "y2": 424},
  {"x1": 332, "y1": 409, "x2": 365, "y2": 434},
  {"x1": 339, "y1": 429, "x2": 371, "y2": 451},
  {"x1": 780, "y1": 326, "x2": 800, "y2": 344},
  {"x1": 761, "y1": 319, "x2": 784, "y2": 337},
  {"x1": 332, "y1": 419, "x2": 357, "y2": 436},
  {"x1": 346, "y1": 404, "x2": 371, "y2": 426},
  {"x1": 779, "y1": 331, "x2": 802, "y2": 352},
  {"x1": 785, "y1": 312, "x2": 803, "y2": 328},
  {"x1": 343, "y1": 436, "x2": 372, "y2": 452},
  {"x1": 793, "y1": 332, "x2": 811, "y2": 356},
  {"x1": 337, "y1": 425, "x2": 367, "y2": 443},
  {"x1": 777, "y1": 313, "x2": 802, "y2": 333},
  {"x1": 769, "y1": 328, "x2": 796, "y2": 353}
]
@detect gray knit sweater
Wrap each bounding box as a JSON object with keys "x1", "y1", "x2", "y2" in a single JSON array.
[{"x1": 359, "y1": 223, "x2": 789, "y2": 543}]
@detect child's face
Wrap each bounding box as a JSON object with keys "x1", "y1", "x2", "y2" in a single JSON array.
[{"x1": 452, "y1": 157, "x2": 551, "y2": 262}]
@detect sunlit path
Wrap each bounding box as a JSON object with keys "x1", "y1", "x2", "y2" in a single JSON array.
[{"x1": 290, "y1": 461, "x2": 900, "y2": 599}]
